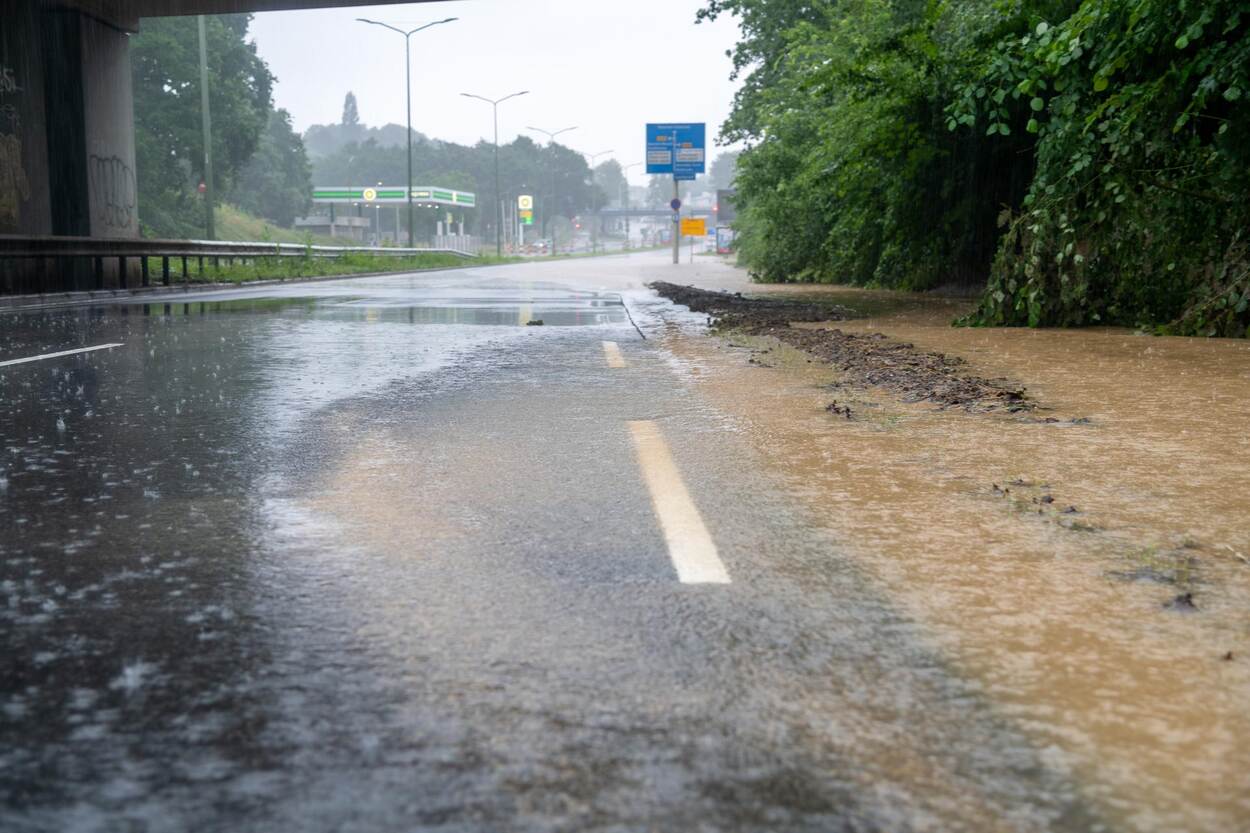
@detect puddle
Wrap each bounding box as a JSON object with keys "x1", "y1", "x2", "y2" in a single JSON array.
[
  {"x1": 12, "y1": 293, "x2": 626, "y2": 329},
  {"x1": 0, "y1": 277, "x2": 630, "y2": 342}
]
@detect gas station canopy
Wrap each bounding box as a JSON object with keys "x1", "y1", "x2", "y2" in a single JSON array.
[{"x1": 312, "y1": 186, "x2": 476, "y2": 208}]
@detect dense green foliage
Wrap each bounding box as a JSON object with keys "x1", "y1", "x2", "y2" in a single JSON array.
[
  {"x1": 594, "y1": 160, "x2": 628, "y2": 207},
  {"x1": 709, "y1": 150, "x2": 741, "y2": 190},
  {"x1": 704, "y1": 0, "x2": 1250, "y2": 335},
  {"x1": 165, "y1": 251, "x2": 515, "y2": 284},
  {"x1": 132, "y1": 14, "x2": 282, "y2": 238},
  {"x1": 229, "y1": 108, "x2": 312, "y2": 227}
]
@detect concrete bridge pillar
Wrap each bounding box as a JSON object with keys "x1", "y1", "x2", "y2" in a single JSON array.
[{"x1": 2, "y1": 4, "x2": 139, "y2": 290}]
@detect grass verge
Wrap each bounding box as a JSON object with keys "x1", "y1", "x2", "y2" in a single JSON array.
[{"x1": 150, "y1": 251, "x2": 521, "y2": 285}]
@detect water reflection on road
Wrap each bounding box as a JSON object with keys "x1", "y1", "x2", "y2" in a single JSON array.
[{"x1": 0, "y1": 274, "x2": 630, "y2": 829}]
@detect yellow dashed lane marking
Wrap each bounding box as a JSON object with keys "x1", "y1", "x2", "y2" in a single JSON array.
[
  {"x1": 602, "y1": 340, "x2": 626, "y2": 368},
  {"x1": 627, "y1": 420, "x2": 730, "y2": 585}
]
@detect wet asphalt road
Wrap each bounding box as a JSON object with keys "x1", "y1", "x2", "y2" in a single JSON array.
[{"x1": 2, "y1": 253, "x2": 1100, "y2": 831}]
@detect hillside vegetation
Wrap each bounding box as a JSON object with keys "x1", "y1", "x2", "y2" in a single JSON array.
[
  {"x1": 704, "y1": 0, "x2": 1250, "y2": 336},
  {"x1": 212, "y1": 204, "x2": 357, "y2": 247}
]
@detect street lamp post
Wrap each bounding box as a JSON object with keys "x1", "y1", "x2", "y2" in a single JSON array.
[
  {"x1": 461, "y1": 90, "x2": 529, "y2": 257},
  {"x1": 373, "y1": 181, "x2": 382, "y2": 246},
  {"x1": 580, "y1": 149, "x2": 614, "y2": 254},
  {"x1": 527, "y1": 125, "x2": 576, "y2": 255},
  {"x1": 356, "y1": 16, "x2": 457, "y2": 248}
]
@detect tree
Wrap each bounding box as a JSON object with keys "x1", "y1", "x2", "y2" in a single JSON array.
[
  {"x1": 230, "y1": 108, "x2": 312, "y2": 227},
  {"x1": 709, "y1": 150, "x2": 740, "y2": 190},
  {"x1": 646, "y1": 176, "x2": 672, "y2": 207},
  {"x1": 131, "y1": 13, "x2": 275, "y2": 237},
  {"x1": 341, "y1": 91, "x2": 360, "y2": 127},
  {"x1": 952, "y1": 0, "x2": 1250, "y2": 335},
  {"x1": 303, "y1": 118, "x2": 424, "y2": 159},
  {"x1": 704, "y1": 0, "x2": 1250, "y2": 335},
  {"x1": 594, "y1": 160, "x2": 626, "y2": 207},
  {"x1": 701, "y1": 0, "x2": 1040, "y2": 288}
]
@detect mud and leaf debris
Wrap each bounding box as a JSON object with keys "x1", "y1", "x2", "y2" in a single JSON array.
[{"x1": 650, "y1": 282, "x2": 1034, "y2": 412}]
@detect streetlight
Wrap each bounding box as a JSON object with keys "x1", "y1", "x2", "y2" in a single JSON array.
[
  {"x1": 356, "y1": 16, "x2": 458, "y2": 248},
  {"x1": 528, "y1": 125, "x2": 576, "y2": 256},
  {"x1": 580, "y1": 149, "x2": 614, "y2": 253},
  {"x1": 581, "y1": 149, "x2": 615, "y2": 166},
  {"x1": 373, "y1": 181, "x2": 382, "y2": 246},
  {"x1": 461, "y1": 90, "x2": 529, "y2": 257}
]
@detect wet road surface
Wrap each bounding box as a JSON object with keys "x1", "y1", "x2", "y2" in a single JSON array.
[{"x1": 0, "y1": 253, "x2": 1157, "y2": 830}]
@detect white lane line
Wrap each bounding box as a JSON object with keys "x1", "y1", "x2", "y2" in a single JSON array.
[
  {"x1": 627, "y1": 420, "x2": 730, "y2": 585},
  {"x1": 602, "y1": 340, "x2": 626, "y2": 368},
  {"x1": 0, "y1": 343, "x2": 124, "y2": 368}
]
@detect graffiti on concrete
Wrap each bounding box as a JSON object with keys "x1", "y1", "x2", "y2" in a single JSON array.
[
  {"x1": 88, "y1": 154, "x2": 136, "y2": 230},
  {"x1": 0, "y1": 133, "x2": 30, "y2": 227},
  {"x1": 0, "y1": 65, "x2": 21, "y2": 95},
  {"x1": 0, "y1": 65, "x2": 29, "y2": 228}
]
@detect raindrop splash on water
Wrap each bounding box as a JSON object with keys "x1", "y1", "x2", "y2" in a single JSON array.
[{"x1": 109, "y1": 660, "x2": 156, "y2": 695}]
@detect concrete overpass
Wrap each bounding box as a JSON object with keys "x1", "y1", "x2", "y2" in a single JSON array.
[
  {"x1": 598, "y1": 208, "x2": 716, "y2": 218},
  {"x1": 0, "y1": 0, "x2": 443, "y2": 287}
]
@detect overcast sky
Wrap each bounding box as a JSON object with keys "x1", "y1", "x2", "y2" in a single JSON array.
[{"x1": 248, "y1": 0, "x2": 743, "y2": 186}]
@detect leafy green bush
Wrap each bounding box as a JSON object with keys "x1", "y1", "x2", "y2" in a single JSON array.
[
  {"x1": 955, "y1": 0, "x2": 1250, "y2": 334},
  {"x1": 705, "y1": 1, "x2": 1038, "y2": 291},
  {"x1": 706, "y1": 0, "x2": 1250, "y2": 335}
]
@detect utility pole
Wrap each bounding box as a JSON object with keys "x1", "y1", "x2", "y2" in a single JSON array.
[
  {"x1": 672, "y1": 175, "x2": 680, "y2": 265},
  {"x1": 461, "y1": 91, "x2": 529, "y2": 257},
  {"x1": 373, "y1": 181, "x2": 382, "y2": 245},
  {"x1": 357, "y1": 16, "x2": 458, "y2": 248},
  {"x1": 527, "y1": 125, "x2": 577, "y2": 256},
  {"x1": 197, "y1": 15, "x2": 214, "y2": 240},
  {"x1": 670, "y1": 129, "x2": 682, "y2": 264}
]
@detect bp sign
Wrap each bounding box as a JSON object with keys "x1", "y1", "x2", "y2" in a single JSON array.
[{"x1": 312, "y1": 186, "x2": 476, "y2": 208}]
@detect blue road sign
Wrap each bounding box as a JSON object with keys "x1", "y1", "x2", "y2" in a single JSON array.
[
  {"x1": 670, "y1": 198, "x2": 682, "y2": 211},
  {"x1": 646, "y1": 123, "x2": 706, "y2": 179}
]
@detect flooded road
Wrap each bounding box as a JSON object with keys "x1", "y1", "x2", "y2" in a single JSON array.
[
  {"x1": 1, "y1": 252, "x2": 1246, "y2": 831},
  {"x1": 653, "y1": 274, "x2": 1250, "y2": 830}
]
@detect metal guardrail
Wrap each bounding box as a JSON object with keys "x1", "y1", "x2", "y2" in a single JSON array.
[
  {"x1": 0, "y1": 235, "x2": 478, "y2": 259},
  {"x1": 0, "y1": 234, "x2": 478, "y2": 295}
]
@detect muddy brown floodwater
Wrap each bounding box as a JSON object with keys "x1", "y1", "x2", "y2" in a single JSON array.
[{"x1": 658, "y1": 281, "x2": 1250, "y2": 831}]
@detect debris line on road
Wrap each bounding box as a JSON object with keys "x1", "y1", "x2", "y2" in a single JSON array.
[{"x1": 650, "y1": 282, "x2": 1032, "y2": 412}]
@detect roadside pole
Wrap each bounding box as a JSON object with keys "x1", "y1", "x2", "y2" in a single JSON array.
[
  {"x1": 672, "y1": 176, "x2": 680, "y2": 265},
  {"x1": 197, "y1": 15, "x2": 215, "y2": 240},
  {"x1": 647, "y1": 123, "x2": 705, "y2": 266}
]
